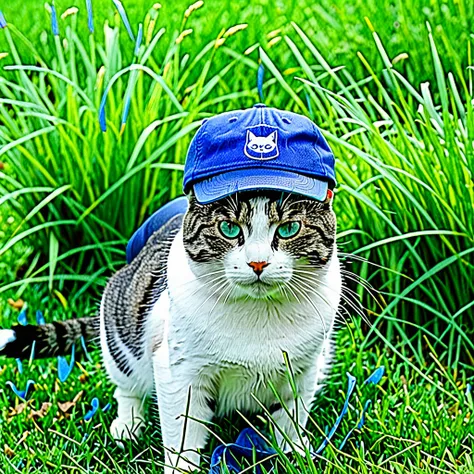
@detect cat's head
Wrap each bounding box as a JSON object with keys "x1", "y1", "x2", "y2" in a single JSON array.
[{"x1": 182, "y1": 191, "x2": 336, "y2": 299}]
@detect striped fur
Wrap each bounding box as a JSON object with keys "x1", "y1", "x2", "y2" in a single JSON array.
[
  {"x1": 102, "y1": 214, "x2": 183, "y2": 374},
  {"x1": 0, "y1": 317, "x2": 98, "y2": 359}
]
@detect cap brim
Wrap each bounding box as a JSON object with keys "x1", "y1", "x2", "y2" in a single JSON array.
[{"x1": 193, "y1": 168, "x2": 328, "y2": 204}]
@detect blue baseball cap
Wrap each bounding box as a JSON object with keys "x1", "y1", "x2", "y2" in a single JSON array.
[{"x1": 183, "y1": 104, "x2": 336, "y2": 204}]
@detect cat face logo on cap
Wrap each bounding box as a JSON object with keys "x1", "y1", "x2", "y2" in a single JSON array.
[{"x1": 244, "y1": 129, "x2": 279, "y2": 160}]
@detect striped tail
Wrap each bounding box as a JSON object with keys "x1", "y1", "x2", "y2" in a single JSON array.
[{"x1": 0, "y1": 317, "x2": 100, "y2": 359}]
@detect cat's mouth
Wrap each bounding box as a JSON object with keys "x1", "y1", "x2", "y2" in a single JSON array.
[{"x1": 234, "y1": 279, "x2": 281, "y2": 299}]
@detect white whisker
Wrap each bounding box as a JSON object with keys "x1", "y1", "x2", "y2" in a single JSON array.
[
  {"x1": 292, "y1": 271, "x2": 372, "y2": 327},
  {"x1": 189, "y1": 278, "x2": 229, "y2": 319},
  {"x1": 286, "y1": 279, "x2": 328, "y2": 339}
]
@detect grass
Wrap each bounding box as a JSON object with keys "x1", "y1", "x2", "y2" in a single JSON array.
[
  {"x1": 1, "y1": 0, "x2": 472, "y2": 86},
  {"x1": 0, "y1": 288, "x2": 472, "y2": 473},
  {"x1": 0, "y1": 0, "x2": 473, "y2": 472}
]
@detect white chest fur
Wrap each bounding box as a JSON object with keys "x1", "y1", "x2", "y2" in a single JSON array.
[{"x1": 152, "y1": 230, "x2": 342, "y2": 415}]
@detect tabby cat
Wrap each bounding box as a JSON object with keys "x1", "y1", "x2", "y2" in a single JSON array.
[{"x1": 0, "y1": 105, "x2": 342, "y2": 473}]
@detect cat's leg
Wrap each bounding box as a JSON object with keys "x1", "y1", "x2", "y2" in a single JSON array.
[
  {"x1": 102, "y1": 354, "x2": 150, "y2": 439},
  {"x1": 100, "y1": 303, "x2": 153, "y2": 440},
  {"x1": 110, "y1": 387, "x2": 147, "y2": 439},
  {"x1": 153, "y1": 347, "x2": 214, "y2": 473}
]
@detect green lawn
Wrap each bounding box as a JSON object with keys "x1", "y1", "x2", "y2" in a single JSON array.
[
  {"x1": 0, "y1": 0, "x2": 473, "y2": 472},
  {"x1": 0, "y1": 287, "x2": 472, "y2": 473}
]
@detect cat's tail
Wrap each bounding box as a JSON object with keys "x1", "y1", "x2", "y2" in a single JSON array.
[{"x1": 0, "y1": 316, "x2": 100, "y2": 359}]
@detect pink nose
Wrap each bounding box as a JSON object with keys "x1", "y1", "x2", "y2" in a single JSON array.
[{"x1": 247, "y1": 261, "x2": 269, "y2": 276}]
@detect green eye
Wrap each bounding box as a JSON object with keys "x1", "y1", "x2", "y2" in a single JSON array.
[
  {"x1": 219, "y1": 220, "x2": 241, "y2": 239},
  {"x1": 277, "y1": 221, "x2": 301, "y2": 239}
]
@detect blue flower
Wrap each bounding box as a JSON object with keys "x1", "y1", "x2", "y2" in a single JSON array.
[
  {"x1": 121, "y1": 90, "x2": 132, "y2": 134},
  {"x1": 84, "y1": 397, "x2": 111, "y2": 421},
  {"x1": 112, "y1": 0, "x2": 135, "y2": 42},
  {"x1": 338, "y1": 399, "x2": 372, "y2": 450},
  {"x1": 51, "y1": 2, "x2": 59, "y2": 36},
  {"x1": 337, "y1": 366, "x2": 385, "y2": 451},
  {"x1": 80, "y1": 335, "x2": 92, "y2": 362},
  {"x1": 0, "y1": 10, "x2": 6, "y2": 28},
  {"x1": 99, "y1": 72, "x2": 125, "y2": 132},
  {"x1": 15, "y1": 358, "x2": 23, "y2": 374},
  {"x1": 313, "y1": 372, "x2": 357, "y2": 455},
  {"x1": 6, "y1": 380, "x2": 35, "y2": 400},
  {"x1": 365, "y1": 365, "x2": 385, "y2": 385},
  {"x1": 357, "y1": 399, "x2": 372, "y2": 429},
  {"x1": 36, "y1": 310, "x2": 46, "y2": 325},
  {"x1": 86, "y1": 0, "x2": 94, "y2": 33},
  {"x1": 17, "y1": 308, "x2": 27, "y2": 326},
  {"x1": 208, "y1": 366, "x2": 386, "y2": 473},
  {"x1": 210, "y1": 428, "x2": 276, "y2": 474},
  {"x1": 57, "y1": 344, "x2": 75, "y2": 383},
  {"x1": 84, "y1": 397, "x2": 99, "y2": 421},
  {"x1": 98, "y1": 92, "x2": 107, "y2": 132}
]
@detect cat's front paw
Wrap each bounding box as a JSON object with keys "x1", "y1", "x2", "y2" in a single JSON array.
[{"x1": 110, "y1": 417, "x2": 144, "y2": 440}]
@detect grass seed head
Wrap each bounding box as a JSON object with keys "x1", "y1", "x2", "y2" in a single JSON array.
[
  {"x1": 176, "y1": 28, "x2": 193, "y2": 44},
  {"x1": 95, "y1": 65, "x2": 105, "y2": 90},
  {"x1": 266, "y1": 29, "x2": 281, "y2": 39},
  {"x1": 393, "y1": 52, "x2": 409, "y2": 63},
  {"x1": 268, "y1": 37, "x2": 281, "y2": 48},
  {"x1": 224, "y1": 23, "x2": 248, "y2": 37},
  {"x1": 61, "y1": 7, "x2": 79, "y2": 19},
  {"x1": 184, "y1": 1, "x2": 204, "y2": 19},
  {"x1": 215, "y1": 37, "x2": 226, "y2": 48}
]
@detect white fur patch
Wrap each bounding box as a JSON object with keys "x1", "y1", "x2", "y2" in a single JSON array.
[{"x1": 0, "y1": 329, "x2": 16, "y2": 351}]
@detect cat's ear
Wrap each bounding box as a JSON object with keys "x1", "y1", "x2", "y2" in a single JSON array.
[
  {"x1": 247, "y1": 130, "x2": 257, "y2": 141},
  {"x1": 268, "y1": 131, "x2": 277, "y2": 142}
]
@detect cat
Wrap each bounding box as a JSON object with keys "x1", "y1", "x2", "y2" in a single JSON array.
[
  {"x1": 0, "y1": 189, "x2": 341, "y2": 473},
  {"x1": 244, "y1": 130, "x2": 279, "y2": 160}
]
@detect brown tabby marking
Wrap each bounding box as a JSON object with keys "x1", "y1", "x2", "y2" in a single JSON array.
[{"x1": 183, "y1": 191, "x2": 335, "y2": 266}]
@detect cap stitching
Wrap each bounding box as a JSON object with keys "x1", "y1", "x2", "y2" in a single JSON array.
[
  {"x1": 244, "y1": 123, "x2": 278, "y2": 128},
  {"x1": 190, "y1": 162, "x2": 330, "y2": 182},
  {"x1": 194, "y1": 170, "x2": 328, "y2": 203}
]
